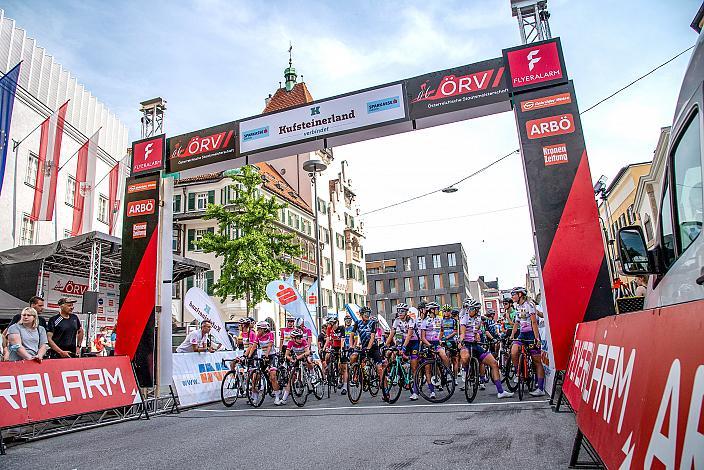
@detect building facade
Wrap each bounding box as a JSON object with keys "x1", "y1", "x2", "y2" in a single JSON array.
[
  {"x1": 0, "y1": 9, "x2": 129, "y2": 251},
  {"x1": 366, "y1": 243, "x2": 470, "y2": 325},
  {"x1": 173, "y1": 60, "x2": 367, "y2": 328},
  {"x1": 634, "y1": 127, "x2": 671, "y2": 249}
]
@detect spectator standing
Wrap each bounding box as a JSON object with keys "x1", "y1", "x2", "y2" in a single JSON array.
[
  {"x1": 634, "y1": 275, "x2": 648, "y2": 297},
  {"x1": 175, "y1": 321, "x2": 221, "y2": 353},
  {"x1": 6, "y1": 307, "x2": 48, "y2": 362},
  {"x1": 47, "y1": 298, "x2": 84, "y2": 358},
  {"x1": 2, "y1": 296, "x2": 48, "y2": 360}
]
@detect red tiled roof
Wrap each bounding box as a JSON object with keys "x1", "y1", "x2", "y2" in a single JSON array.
[
  {"x1": 263, "y1": 82, "x2": 314, "y2": 114},
  {"x1": 255, "y1": 162, "x2": 312, "y2": 214}
]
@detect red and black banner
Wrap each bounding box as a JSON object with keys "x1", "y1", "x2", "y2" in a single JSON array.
[
  {"x1": 115, "y1": 172, "x2": 161, "y2": 386},
  {"x1": 503, "y1": 38, "x2": 568, "y2": 93},
  {"x1": 166, "y1": 121, "x2": 237, "y2": 173},
  {"x1": 406, "y1": 57, "x2": 509, "y2": 120},
  {"x1": 513, "y1": 80, "x2": 614, "y2": 371}
]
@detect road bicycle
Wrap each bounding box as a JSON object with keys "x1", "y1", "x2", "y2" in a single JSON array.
[
  {"x1": 324, "y1": 349, "x2": 343, "y2": 398},
  {"x1": 380, "y1": 347, "x2": 414, "y2": 404},
  {"x1": 286, "y1": 357, "x2": 318, "y2": 407},
  {"x1": 347, "y1": 348, "x2": 380, "y2": 404},
  {"x1": 514, "y1": 339, "x2": 537, "y2": 401},
  {"x1": 497, "y1": 336, "x2": 516, "y2": 388},
  {"x1": 245, "y1": 356, "x2": 283, "y2": 407},
  {"x1": 463, "y1": 343, "x2": 482, "y2": 403},
  {"x1": 414, "y1": 346, "x2": 455, "y2": 403},
  {"x1": 220, "y1": 357, "x2": 247, "y2": 407}
]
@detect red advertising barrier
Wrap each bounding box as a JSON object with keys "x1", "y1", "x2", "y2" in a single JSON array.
[
  {"x1": 563, "y1": 302, "x2": 704, "y2": 468},
  {"x1": 0, "y1": 356, "x2": 141, "y2": 429}
]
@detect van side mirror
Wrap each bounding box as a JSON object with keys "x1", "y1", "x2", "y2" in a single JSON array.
[{"x1": 617, "y1": 226, "x2": 653, "y2": 275}]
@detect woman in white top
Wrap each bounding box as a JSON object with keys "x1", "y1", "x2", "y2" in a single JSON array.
[{"x1": 7, "y1": 307, "x2": 48, "y2": 362}]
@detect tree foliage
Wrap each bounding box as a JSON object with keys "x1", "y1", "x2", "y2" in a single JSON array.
[{"x1": 195, "y1": 165, "x2": 301, "y2": 314}]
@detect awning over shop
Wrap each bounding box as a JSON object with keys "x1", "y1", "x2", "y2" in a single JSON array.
[{"x1": 0, "y1": 231, "x2": 210, "y2": 314}]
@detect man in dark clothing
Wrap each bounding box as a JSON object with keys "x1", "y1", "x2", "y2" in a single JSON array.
[{"x1": 47, "y1": 298, "x2": 84, "y2": 358}]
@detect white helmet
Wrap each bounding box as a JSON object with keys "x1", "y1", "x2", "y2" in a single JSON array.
[
  {"x1": 256, "y1": 320, "x2": 270, "y2": 330},
  {"x1": 294, "y1": 318, "x2": 305, "y2": 328}
]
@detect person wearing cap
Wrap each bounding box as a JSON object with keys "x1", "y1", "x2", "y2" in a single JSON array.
[{"x1": 47, "y1": 297, "x2": 84, "y2": 358}]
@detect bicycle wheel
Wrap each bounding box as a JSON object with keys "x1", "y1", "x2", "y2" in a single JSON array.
[
  {"x1": 504, "y1": 356, "x2": 518, "y2": 392},
  {"x1": 311, "y1": 364, "x2": 325, "y2": 400},
  {"x1": 517, "y1": 352, "x2": 526, "y2": 401},
  {"x1": 347, "y1": 362, "x2": 363, "y2": 404},
  {"x1": 464, "y1": 358, "x2": 480, "y2": 403},
  {"x1": 247, "y1": 369, "x2": 267, "y2": 407},
  {"x1": 416, "y1": 360, "x2": 455, "y2": 403},
  {"x1": 366, "y1": 363, "x2": 380, "y2": 397},
  {"x1": 382, "y1": 363, "x2": 403, "y2": 404},
  {"x1": 221, "y1": 370, "x2": 239, "y2": 407},
  {"x1": 289, "y1": 366, "x2": 307, "y2": 407}
]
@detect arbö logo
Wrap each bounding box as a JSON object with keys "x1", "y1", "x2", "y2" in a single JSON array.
[
  {"x1": 526, "y1": 114, "x2": 575, "y2": 139},
  {"x1": 367, "y1": 96, "x2": 400, "y2": 114},
  {"x1": 527, "y1": 50, "x2": 541, "y2": 71},
  {"x1": 242, "y1": 126, "x2": 269, "y2": 142},
  {"x1": 126, "y1": 199, "x2": 155, "y2": 217}
]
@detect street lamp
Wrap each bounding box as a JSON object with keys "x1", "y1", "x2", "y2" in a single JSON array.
[
  {"x1": 442, "y1": 186, "x2": 458, "y2": 193},
  {"x1": 302, "y1": 158, "x2": 328, "y2": 332}
]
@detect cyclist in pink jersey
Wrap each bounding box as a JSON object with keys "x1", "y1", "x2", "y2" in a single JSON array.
[
  {"x1": 280, "y1": 315, "x2": 295, "y2": 352},
  {"x1": 281, "y1": 328, "x2": 313, "y2": 405},
  {"x1": 247, "y1": 321, "x2": 282, "y2": 405}
]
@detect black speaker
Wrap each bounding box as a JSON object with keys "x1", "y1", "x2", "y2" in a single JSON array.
[{"x1": 82, "y1": 291, "x2": 99, "y2": 315}]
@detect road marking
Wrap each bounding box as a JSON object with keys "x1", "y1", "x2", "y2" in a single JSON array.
[{"x1": 193, "y1": 399, "x2": 550, "y2": 413}]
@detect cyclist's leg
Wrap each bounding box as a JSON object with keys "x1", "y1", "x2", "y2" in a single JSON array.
[{"x1": 479, "y1": 346, "x2": 507, "y2": 394}]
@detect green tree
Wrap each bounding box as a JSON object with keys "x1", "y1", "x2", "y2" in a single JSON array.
[{"x1": 195, "y1": 165, "x2": 301, "y2": 315}]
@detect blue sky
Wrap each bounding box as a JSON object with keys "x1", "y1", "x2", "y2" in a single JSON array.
[{"x1": 4, "y1": 0, "x2": 701, "y2": 287}]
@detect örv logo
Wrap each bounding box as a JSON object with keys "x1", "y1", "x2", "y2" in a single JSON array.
[
  {"x1": 127, "y1": 199, "x2": 155, "y2": 217},
  {"x1": 526, "y1": 114, "x2": 575, "y2": 139}
]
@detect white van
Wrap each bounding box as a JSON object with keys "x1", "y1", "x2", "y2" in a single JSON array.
[{"x1": 617, "y1": 7, "x2": 703, "y2": 308}]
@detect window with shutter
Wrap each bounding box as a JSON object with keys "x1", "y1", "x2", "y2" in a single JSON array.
[
  {"x1": 188, "y1": 193, "x2": 196, "y2": 211},
  {"x1": 208, "y1": 190, "x2": 215, "y2": 205},
  {"x1": 205, "y1": 271, "x2": 215, "y2": 295},
  {"x1": 187, "y1": 229, "x2": 195, "y2": 251},
  {"x1": 186, "y1": 276, "x2": 194, "y2": 291}
]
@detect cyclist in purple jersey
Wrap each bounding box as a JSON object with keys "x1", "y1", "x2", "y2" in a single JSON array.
[
  {"x1": 420, "y1": 304, "x2": 445, "y2": 399},
  {"x1": 460, "y1": 300, "x2": 513, "y2": 399},
  {"x1": 510, "y1": 287, "x2": 545, "y2": 396}
]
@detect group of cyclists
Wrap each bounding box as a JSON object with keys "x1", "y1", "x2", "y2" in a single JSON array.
[{"x1": 227, "y1": 286, "x2": 545, "y2": 407}]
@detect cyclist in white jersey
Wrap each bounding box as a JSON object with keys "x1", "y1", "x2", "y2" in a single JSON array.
[
  {"x1": 509, "y1": 287, "x2": 545, "y2": 396},
  {"x1": 386, "y1": 303, "x2": 420, "y2": 400}
]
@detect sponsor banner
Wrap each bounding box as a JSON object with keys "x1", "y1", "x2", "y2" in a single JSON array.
[
  {"x1": 39, "y1": 272, "x2": 119, "y2": 320},
  {"x1": 0, "y1": 356, "x2": 142, "y2": 428},
  {"x1": 265, "y1": 277, "x2": 318, "y2": 338},
  {"x1": 183, "y1": 287, "x2": 232, "y2": 350},
  {"x1": 166, "y1": 121, "x2": 237, "y2": 173},
  {"x1": 503, "y1": 38, "x2": 568, "y2": 93},
  {"x1": 306, "y1": 280, "x2": 319, "y2": 313},
  {"x1": 520, "y1": 92, "x2": 571, "y2": 112},
  {"x1": 172, "y1": 351, "x2": 238, "y2": 407},
  {"x1": 115, "y1": 173, "x2": 161, "y2": 387},
  {"x1": 563, "y1": 302, "x2": 704, "y2": 469},
  {"x1": 514, "y1": 81, "x2": 614, "y2": 371},
  {"x1": 406, "y1": 57, "x2": 509, "y2": 120},
  {"x1": 239, "y1": 83, "x2": 407, "y2": 155},
  {"x1": 131, "y1": 134, "x2": 165, "y2": 176}
]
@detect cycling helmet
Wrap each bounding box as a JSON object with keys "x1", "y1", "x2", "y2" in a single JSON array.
[
  {"x1": 451, "y1": 309, "x2": 460, "y2": 315},
  {"x1": 426, "y1": 301, "x2": 440, "y2": 310},
  {"x1": 294, "y1": 318, "x2": 305, "y2": 328},
  {"x1": 246, "y1": 316, "x2": 256, "y2": 324},
  {"x1": 326, "y1": 313, "x2": 338, "y2": 323},
  {"x1": 441, "y1": 304, "x2": 452, "y2": 312},
  {"x1": 511, "y1": 287, "x2": 528, "y2": 296},
  {"x1": 256, "y1": 320, "x2": 270, "y2": 330},
  {"x1": 417, "y1": 301, "x2": 427, "y2": 309},
  {"x1": 469, "y1": 300, "x2": 482, "y2": 311},
  {"x1": 359, "y1": 306, "x2": 371, "y2": 316},
  {"x1": 344, "y1": 314, "x2": 352, "y2": 320},
  {"x1": 291, "y1": 328, "x2": 304, "y2": 338},
  {"x1": 462, "y1": 298, "x2": 473, "y2": 308},
  {"x1": 396, "y1": 303, "x2": 409, "y2": 313},
  {"x1": 238, "y1": 317, "x2": 248, "y2": 324},
  {"x1": 502, "y1": 297, "x2": 513, "y2": 305},
  {"x1": 285, "y1": 315, "x2": 295, "y2": 322}
]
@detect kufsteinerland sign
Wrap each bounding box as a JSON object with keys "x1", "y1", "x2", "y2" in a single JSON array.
[{"x1": 238, "y1": 83, "x2": 407, "y2": 155}]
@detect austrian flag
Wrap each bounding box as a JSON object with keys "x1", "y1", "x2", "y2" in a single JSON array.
[
  {"x1": 71, "y1": 130, "x2": 100, "y2": 236},
  {"x1": 31, "y1": 101, "x2": 69, "y2": 221}
]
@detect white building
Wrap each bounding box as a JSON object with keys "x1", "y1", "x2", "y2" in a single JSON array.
[
  {"x1": 634, "y1": 126, "x2": 671, "y2": 249},
  {"x1": 172, "y1": 62, "x2": 367, "y2": 329},
  {"x1": 0, "y1": 9, "x2": 129, "y2": 251}
]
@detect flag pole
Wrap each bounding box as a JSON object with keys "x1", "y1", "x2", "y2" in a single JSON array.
[
  {"x1": 11, "y1": 139, "x2": 19, "y2": 247},
  {"x1": 57, "y1": 126, "x2": 102, "y2": 173},
  {"x1": 11, "y1": 100, "x2": 70, "y2": 153}
]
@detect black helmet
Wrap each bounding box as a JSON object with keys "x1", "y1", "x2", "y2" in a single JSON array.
[
  {"x1": 359, "y1": 306, "x2": 372, "y2": 315},
  {"x1": 418, "y1": 301, "x2": 427, "y2": 309}
]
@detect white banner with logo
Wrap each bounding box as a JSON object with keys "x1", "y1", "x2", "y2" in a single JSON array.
[
  {"x1": 172, "y1": 351, "x2": 239, "y2": 407},
  {"x1": 184, "y1": 287, "x2": 232, "y2": 350},
  {"x1": 239, "y1": 83, "x2": 406, "y2": 154},
  {"x1": 537, "y1": 300, "x2": 556, "y2": 394},
  {"x1": 40, "y1": 271, "x2": 119, "y2": 326}
]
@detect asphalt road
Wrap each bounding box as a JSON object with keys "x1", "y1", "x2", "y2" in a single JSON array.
[{"x1": 1, "y1": 384, "x2": 578, "y2": 469}]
